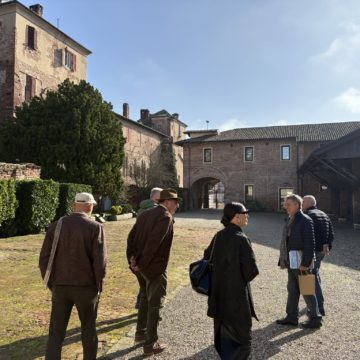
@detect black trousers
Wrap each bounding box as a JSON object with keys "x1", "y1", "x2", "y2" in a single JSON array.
[
  {"x1": 214, "y1": 318, "x2": 252, "y2": 360},
  {"x1": 45, "y1": 285, "x2": 99, "y2": 360}
]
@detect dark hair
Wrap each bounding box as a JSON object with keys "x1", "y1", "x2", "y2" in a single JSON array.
[{"x1": 221, "y1": 202, "x2": 246, "y2": 227}]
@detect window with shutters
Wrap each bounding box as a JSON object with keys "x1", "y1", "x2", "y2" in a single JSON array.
[
  {"x1": 25, "y1": 75, "x2": 36, "y2": 101},
  {"x1": 27, "y1": 26, "x2": 37, "y2": 50},
  {"x1": 64, "y1": 49, "x2": 77, "y2": 71}
]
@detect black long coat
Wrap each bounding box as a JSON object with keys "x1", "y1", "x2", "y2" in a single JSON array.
[{"x1": 204, "y1": 223, "x2": 259, "y2": 327}]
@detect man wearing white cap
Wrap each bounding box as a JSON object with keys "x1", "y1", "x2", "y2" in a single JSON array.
[{"x1": 39, "y1": 192, "x2": 107, "y2": 360}]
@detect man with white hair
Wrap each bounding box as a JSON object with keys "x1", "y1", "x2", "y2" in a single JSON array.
[
  {"x1": 277, "y1": 194, "x2": 322, "y2": 329},
  {"x1": 39, "y1": 192, "x2": 107, "y2": 359},
  {"x1": 137, "y1": 187, "x2": 163, "y2": 216},
  {"x1": 302, "y1": 195, "x2": 334, "y2": 316}
]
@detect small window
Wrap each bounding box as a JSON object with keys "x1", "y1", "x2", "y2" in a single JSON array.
[
  {"x1": 281, "y1": 145, "x2": 291, "y2": 160},
  {"x1": 64, "y1": 49, "x2": 77, "y2": 71},
  {"x1": 279, "y1": 187, "x2": 294, "y2": 210},
  {"x1": 244, "y1": 146, "x2": 254, "y2": 162},
  {"x1": 245, "y1": 185, "x2": 254, "y2": 202},
  {"x1": 25, "y1": 75, "x2": 35, "y2": 101},
  {"x1": 203, "y1": 148, "x2": 212, "y2": 163},
  {"x1": 27, "y1": 26, "x2": 36, "y2": 49}
]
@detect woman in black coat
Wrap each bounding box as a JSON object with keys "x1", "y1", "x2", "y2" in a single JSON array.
[{"x1": 204, "y1": 202, "x2": 259, "y2": 360}]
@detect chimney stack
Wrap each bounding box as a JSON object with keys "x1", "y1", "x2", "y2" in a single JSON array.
[
  {"x1": 123, "y1": 103, "x2": 129, "y2": 118},
  {"x1": 140, "y1": 109, "x2": 150, "y2": 120},
  {"x1": 29, "y1": 4, "x2": 43, "y2": 17}
]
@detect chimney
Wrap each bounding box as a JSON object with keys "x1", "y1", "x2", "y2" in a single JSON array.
[
  {"x1": 172, "y1": 113, "x2": 179, "y2": 119},
  {"x1": 140, "y1": 109, "x2": 150, "y2": 120},
  {"x1": 123, "y1": 103, "x2": 129, "y2": 118},
  {"x1": 29, "y1": 4, "x2": 43, "y2": 17}
]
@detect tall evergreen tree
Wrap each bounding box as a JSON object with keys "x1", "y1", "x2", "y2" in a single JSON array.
[{"x1": 0, "y1": 79, "x2": 125, "y2": 198}]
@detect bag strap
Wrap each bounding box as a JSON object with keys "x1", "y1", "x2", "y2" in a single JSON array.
[
  {"x1": 209, "y1": 234, "x2": 218, "y2": 263},
  {"x1": 43, "y1": 216, "x2": 64, "y2": 288}
]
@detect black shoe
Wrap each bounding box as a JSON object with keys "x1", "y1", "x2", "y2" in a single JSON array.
[
  {"x1": 301, "y1": 318, "x2": 322, "y2": 329},
  {"x1": 276, "y1": 317, "x2": 298, "y2": 326},
  {"x1": 320, "y1": 309, "x2": 325, "y2": 316}
]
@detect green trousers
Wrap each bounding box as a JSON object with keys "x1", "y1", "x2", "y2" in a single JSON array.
[{"x1": 135, "y1": 271, "x2": 167, "y2": 347}]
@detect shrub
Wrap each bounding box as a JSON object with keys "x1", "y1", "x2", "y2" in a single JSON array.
[
  {"x1": 56, "y1": 183, "x2": 92, "y2": 219},
  {"x1": 121, "y1": 204, "x2": 133, "y2": 214},
  {"x1": 0, "y1": 180, "x2": 17, "y2": 225},
  {"x1": 15, "y1": 180, "x2": 59, "y2": 234},
  {"x1": 110, "y1": 205, "x2": 122, "y2": 215}
]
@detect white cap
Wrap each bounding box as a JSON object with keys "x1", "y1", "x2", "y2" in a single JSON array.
[{"x1": 75, "y1": 192, "x2": 97, "y2": 205}]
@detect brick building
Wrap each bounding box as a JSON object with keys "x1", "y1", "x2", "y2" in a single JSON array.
[
  {"x1": 118, "y1": 104, "x2": 187, "y2": 188},
  {"x1": 0, "y1": 1, "x2": 91, "y2": 121},
  {"x1": 178, "y1": 121, "x2": 360, "y2": 226}
]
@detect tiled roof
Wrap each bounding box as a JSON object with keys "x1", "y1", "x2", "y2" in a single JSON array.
[{"x1": 181, "y1": 122, "x2": 360, "y2": 143}]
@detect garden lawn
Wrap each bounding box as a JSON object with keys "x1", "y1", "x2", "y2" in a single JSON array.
[{"x1": 0, "y1": 218, "x2": 213, "y2": 360}]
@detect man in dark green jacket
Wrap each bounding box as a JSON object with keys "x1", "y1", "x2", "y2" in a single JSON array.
[{"x1": 137, "y1": 187, "x2": 162, "y2": 216}]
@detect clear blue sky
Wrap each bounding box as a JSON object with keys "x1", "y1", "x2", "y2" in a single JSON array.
[{"x1": 21, "y1": 0, "x2": 360, "y2": 131}]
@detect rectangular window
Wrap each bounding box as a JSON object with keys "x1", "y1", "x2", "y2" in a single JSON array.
[
  {"x1": 281, "y1": 145, "x2": 291, "y2": 160},
  {"x1": 203, "y1": 148, "x2": 212, "y2": 163},
  {"x1": 25, "y1": 75, "x2": 35, "y2": 101},
  {"x1": 64, "y1": 49, "x2": 77, "y2": 71},
  {"x1": 27, "y1": 26, "x2": 36, "y2": 49},
  {"x1": 245, "y1": 185, "x2": 254, "y2": 202},
  {"x1": 279, "y1": 187, "x2": 294, "y2": 210},
  {"x1": 244, "y1": 146, "x2": 254, "y2": 162}
]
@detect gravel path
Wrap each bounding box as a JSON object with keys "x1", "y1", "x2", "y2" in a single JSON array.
[{"x1": 105, "y1": 211, "x2": 360, "y2": 360}]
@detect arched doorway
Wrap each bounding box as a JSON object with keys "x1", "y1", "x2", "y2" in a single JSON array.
[{"x1": 191, "y1": 177, "x2": 225, "y2": 209}]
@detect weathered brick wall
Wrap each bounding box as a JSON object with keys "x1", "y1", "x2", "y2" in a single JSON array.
[
  {"x1": 121, "y1": 120, "x2": 163, "y2": 186},
  {"x1": 0, "y1": 162, "x2": 41, "y2": 180},
  {"x1": 0, "y1": 11, "x2": 16, "y2": 122}
]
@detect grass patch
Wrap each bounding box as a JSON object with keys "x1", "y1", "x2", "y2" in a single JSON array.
[{"x1": 0, "y1": 219, "x2": 213, "y2": 359}]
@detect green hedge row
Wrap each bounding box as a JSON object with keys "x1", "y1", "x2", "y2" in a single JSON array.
[
  {"x1": 0, "y1": 180, "x2": 17, "y2": 225},
  {"x1": 0, "y1": 179, "x2": 92, "y2": 237}
]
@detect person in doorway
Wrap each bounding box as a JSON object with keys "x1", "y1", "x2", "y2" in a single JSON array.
[{"x1": 204, "y1": 202, "x2": 259, "y2": 360}]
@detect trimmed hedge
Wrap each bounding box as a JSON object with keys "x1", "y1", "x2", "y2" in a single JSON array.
[
  {"x1": 56, "y1": 183, "x2": 92, "y2": 219},
  {"x1": 15, "y1": 180, "x2": 60, "y2": 234},
  {"x1": 0, "y1": 179, "x2": 17, "y2": 225}
]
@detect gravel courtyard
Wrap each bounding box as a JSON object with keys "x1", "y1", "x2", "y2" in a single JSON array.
[{"x1": 105, "y1": 211, "x2": 360, "y2": 360}]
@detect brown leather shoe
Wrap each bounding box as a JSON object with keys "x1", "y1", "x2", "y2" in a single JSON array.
[{"x1": 143, "y1": 342, "x2": 167, "y2": 357}]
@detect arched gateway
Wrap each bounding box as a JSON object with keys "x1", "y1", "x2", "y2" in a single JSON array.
[{"x1": 190, "y1": 177, "x2": 225, "y2": 209}]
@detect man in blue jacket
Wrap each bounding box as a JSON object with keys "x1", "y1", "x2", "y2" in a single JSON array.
[
  {"x1": 277, "y1": 194, "x2": 322, "y2": 329},
  {"x1": 303, "y1": 195, "x2": 334, "y2": 316}
]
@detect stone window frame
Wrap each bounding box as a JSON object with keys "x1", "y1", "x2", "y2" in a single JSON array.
[
  {"x1": 244, "y1": 146, "x2": 254, "y2": 162},
  {"x1": 244, "y1": 184, "x2": 254, "y2": 202},
  {"x1": 280, "y1": 144, "x2": 291, "y2": 161},
  {"x1": 25, "y1": 74, "x2": 36, "y2": 102},
  {"x1": 203, "y1": 147, "x2": 213, "y2": 164}
]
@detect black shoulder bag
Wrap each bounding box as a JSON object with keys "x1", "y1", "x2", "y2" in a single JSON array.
[{"x1": 189, "y1": 235, "x2": 217, "y2": 296}]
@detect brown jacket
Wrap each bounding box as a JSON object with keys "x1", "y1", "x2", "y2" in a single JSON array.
[
  {"x1": 127, "y1": 205, "x2": 174, "y2": 278},
  {"x1": 39, "y1": 212, "x2": 107, "y2": 291}
]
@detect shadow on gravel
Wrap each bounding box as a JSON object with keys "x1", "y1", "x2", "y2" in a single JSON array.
[
  {"x1": 179, "y1": 345, "x2": 218, "y2": 359},
  {"x1": 252, "y1": 321, "x2": 319, "y2": 359},
  {"x1": 0, "y1": 314, "x2": 137, "y2": 360}
]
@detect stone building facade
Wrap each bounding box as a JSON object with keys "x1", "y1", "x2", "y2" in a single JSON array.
[
  {"x1": 178, "y1": 122, "x2": 360, "y2": 225},
  {"x1": 0, "y1": 1, "x2": 91, "y2": 121},
  {"x1": 118, "y1": 105, "x2": 187, "y2": 188}
]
